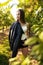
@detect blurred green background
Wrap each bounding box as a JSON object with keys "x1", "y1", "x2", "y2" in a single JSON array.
[{"x1": 0, "y1": 0, "x2": 43, "y2": 65}]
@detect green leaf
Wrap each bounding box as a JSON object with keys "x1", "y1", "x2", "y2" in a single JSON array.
[
  {"x1": 24, "y1": 37, "x2": 38, "y2": 46},
  {"x1": 39, "y1": 31, "x2": 43, "y2": 42},
  {"x1": 21, "y1": 57, "x2": 30, "y2": 65}
]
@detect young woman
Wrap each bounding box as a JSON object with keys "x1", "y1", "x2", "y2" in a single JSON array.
[{"x1": 9, "y1": 9, "x2": 30, "y2": 58}]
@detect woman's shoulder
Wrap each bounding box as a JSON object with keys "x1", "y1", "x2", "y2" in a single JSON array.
[
  {"x1": 11, "y1": 21, "x2": 18, "y2": 27},
  {"x1": 12, "y1": 21, "x2": 17, "y2": 25},
  {"x1": 10, "y1": 21, "x2": 17, "y2": 29}
]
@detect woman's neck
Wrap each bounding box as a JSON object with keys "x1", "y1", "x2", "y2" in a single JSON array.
[{"x1": 19, "y1": 20, "x2": 26, "y2": 26}]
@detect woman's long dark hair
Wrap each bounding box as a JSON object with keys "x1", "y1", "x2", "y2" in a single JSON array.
[{"x1": 18, "y1": 9, "x2": 25, "y2": 23}]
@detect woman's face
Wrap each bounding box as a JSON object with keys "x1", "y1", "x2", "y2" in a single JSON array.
[{"x1": 16, "y1": 10, "x2": 20, "y2": 21}]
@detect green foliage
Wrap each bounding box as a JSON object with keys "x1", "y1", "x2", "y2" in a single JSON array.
[
  {"x1": 0, "y1": 0, "x2": 12, "y2": 7},
  {"x1": 0, "y1": 1, "x2": 15, "y2": 31},
  {"x1": 0, "y1": 8, "x2": 15, "y2": 27},
  {"x1": 0, "y1": 0, "x2": 43, "y2": 65},
  {"x1": 24, "y1": 36, "x2": 38, "y2": 46},
  {"x1": 0, "y1": 36, "x2": 11, "y2": 65},
  {"x1": 0, "y1": 54, "x2": 9, "y2": 65},
  {"x1": 21, "y1": 57, "x2": 30, "y2": 65},
  {"x1": 38, "y1": 0, "x2": 43, "y2": 8}
]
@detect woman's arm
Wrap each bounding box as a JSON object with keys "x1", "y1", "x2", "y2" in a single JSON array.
[
  {"x1": 13, "y1": 25, "x2": 22, "y2": 50},
  {"x1": 12, "y1": 25, "x2": 23, "y2": 57},
  {"x1": 9, "y1": 23, "x2": 14, "y2": 44},
  {"x1": 9, "y1": 22, "x2": 17, "y2": 50}
]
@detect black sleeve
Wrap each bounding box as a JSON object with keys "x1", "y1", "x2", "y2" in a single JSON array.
[
  {"x1": 12, "y1": 25, "x2": 22, "y2": 51},
  {"x1": 8, "y1": 23, "x2": 15, "y2": 50},
  {"x1": 9, "y1": 23, "x2": 14, "y2": 43}
]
